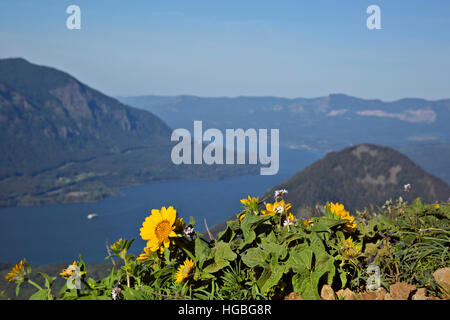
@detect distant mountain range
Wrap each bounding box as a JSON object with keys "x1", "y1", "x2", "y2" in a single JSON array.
[
  {"x1": 265, "y1": 144, "x2": 450, "y2": 213},
  {"x1": 118, "y1": 94, "x2": 450, "y2": 184},
  {"x1": 1, "y1": 58, "x2": 448, "y2": 207},
  {"x1": 0, "y1": 58, "x2": 256, "y2": 206}
]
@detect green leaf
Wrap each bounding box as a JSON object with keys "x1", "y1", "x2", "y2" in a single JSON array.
[
  {"x1": 340, "y1": 270, "x2": 347, "y2": 288},
  {"x1": 241, "y1": 248, "x2": 268, "y2": 268},
  {"x1": 121, "y1": 287, "x2": 148, "y2": 300},
  {"x1": 257, "y1": 264, "x2": 285, "y2": 294},
  {"x1": 93, "y1": 295, "x2": 111, "y2": 300},
  {"x1": 240, "y1": 214, "x2": 271, "y2": 246},
  {"x1": 60, "y1": 289, "x2": 78, "y2": 300},
  {"x1": 313, "y1": 247, "x2": 335, "y2": 285},
  {"x1": 24, "y1": 259, "x2": 32, "y2": 275},
  {"x1": 77, "y1": 294, "x2": 100, "y2": 300},
  {"x1": 194, "y1": 271, "x2": 216, "y2": 281},
  {"x1": 285, "y1": 250, "x2": 308, "y2": 274},
  {"x1": 201, "y1": 241, "x2": 237, "y2": 274},
  {"x1": 310, "y1": 217, "x2": 344, "y2": 232},
  {"x1": 189, "y1": 216, "x2": 196, "y2": 227},
  {"x1": 290, "y1": 245, "x2": 334, "y2": 300},
  {"x1": 299, "y1": 278, "x2": 321, "y2": 300},
  {"x1": 280, "y1": 232, "x2": 304, "y2": 245},
  {"x1": 125, "y1": 238, "x2": 135, "y2": 251},
  {"x1": 298, "y1": 248, "x2": 313, "y2": 270},
  {"x1": 241, "y1": 228, "x2": 256, "y2": 247},
  {"x1": 15, "y1": 282, "x2": 22, "y2": 297},
  {"x1": 265, "y1": 231, "x2": 277, "y2": 243},
  {"x1": 215, "y1": 241, "x2": 237, "y2": 262},
  {"x1": 260, "y1": 240, "x2": 288, "y2": 260},
  {"x1": 38, "y1": 272, "x2": 56, "y2": 290},
  {"x1": 217, "y1": 225, "x2": 235, "y2": 242},
  {"x1": 29, "y1": 289, "x2": 51, "y2": 300},
  {"x1": 202, "y1": 260, "x2": 230, "y2": 273},
  {"x1": 194, "y1": 237, "x2": 211, "y2": 268},
  {"x1": 163, "y1": 247, "x2": 171, "y2": 263},
  {"x1": 107, "y1": 267, "x2": 116, "y2": 288},
  {"x1": 292, "y1": 271, "x2": 321, "y2": 300}
]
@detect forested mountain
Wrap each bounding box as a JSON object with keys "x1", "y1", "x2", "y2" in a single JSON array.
[
  {"x1": 0, "y1": 58, "x2": 255, "y2": 206},
  {"x1": 265, "y1": 144, "x2": 450, "y2": 213}
]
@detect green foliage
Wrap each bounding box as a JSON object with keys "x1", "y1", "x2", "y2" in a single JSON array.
[
  {"x1": 3, "y1": 195, "x2": 449, "y2": 300},
  {"x1": 361, "y1": 198, "x2": 450, "y2": 295}
]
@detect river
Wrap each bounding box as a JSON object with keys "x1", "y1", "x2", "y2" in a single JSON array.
[{"x1": 0, "y1": 148, "x2": 321, "y2": 265}]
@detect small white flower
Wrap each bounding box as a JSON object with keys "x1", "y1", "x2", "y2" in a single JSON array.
[
  {"x1": 183, "y1": 226, "x2": 195, "y2": 241},
  {"x1": 403, "y1": 184, "x2": 411, "y2": 192},
  {"x1": 275, "y1": 205, "x2": 285, "y2": 214},
  {"x1": 274, "y1": 189, "x2": 288, "y2": 199},
  {"x1": 111, "y1": 286, "x2": 121, "y2": 300},
  {"x1": 283, "y1": 216, "x2": 297, "y2": 227}
]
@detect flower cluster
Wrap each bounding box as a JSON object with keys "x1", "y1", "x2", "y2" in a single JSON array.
[
  {"x1": 261, "y1": 200, "x2": 292, "y2": 217},
  {"x1": 6, "y1": 194, "x2": 449, "y2": 301},
  {"x1": 138, "y1": 206, "x2": 195, "y2": 283},
  {"x1": 328, "y1": 202, "x2": 357, "y2": 233},
  {"x1": 274, "y1": 189, "x2": 288, "y2": 200}
]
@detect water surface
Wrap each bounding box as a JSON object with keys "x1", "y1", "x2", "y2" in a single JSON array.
[{"x1": 0, "y1": 148, "x2": 321, "y2": 265}]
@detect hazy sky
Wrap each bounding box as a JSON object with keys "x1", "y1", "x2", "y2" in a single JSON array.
[{"x1": 1, "y1": 0, "x2": 449, "y2": 100}]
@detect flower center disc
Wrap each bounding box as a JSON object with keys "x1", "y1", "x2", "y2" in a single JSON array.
[
  {"x1": 181, "y1": 265, "x2": 189, "y2": 276},
  {"x1": 155, "y1": 220, "x2": 171, "y2": 242}
]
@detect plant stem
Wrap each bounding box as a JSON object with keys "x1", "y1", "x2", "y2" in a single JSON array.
[
  {"x1": 123, "y1": 256, "x2": 131, "y2": 288},
  {"x1": 27, "y1": 279, "x2": 43, "y2": 291}
]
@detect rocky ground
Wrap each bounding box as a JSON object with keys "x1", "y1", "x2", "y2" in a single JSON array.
[{"x1": 285, "y1": 267, "x2": 450, "y2": 300}]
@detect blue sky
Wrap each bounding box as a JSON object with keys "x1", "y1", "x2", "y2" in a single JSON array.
[{"x1": 0, "y1": 0, "x2": 449, "y2": 100}]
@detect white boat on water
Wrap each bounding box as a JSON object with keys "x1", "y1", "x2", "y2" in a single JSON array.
[{"x1": 87, "y1": 213, "x2": 99, "y2": 220}]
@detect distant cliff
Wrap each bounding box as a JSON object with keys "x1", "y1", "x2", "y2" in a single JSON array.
[{"x1": 0, "y1": 58, "x2": 256, "y2": 207}]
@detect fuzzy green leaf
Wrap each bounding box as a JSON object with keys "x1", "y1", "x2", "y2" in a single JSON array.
[
  {"x1": 241, "y1": 248, "x2": 268, "y2": 268},
  {"x1": 215, "y1": 241, "x2": 237, "y2": 262},
  {"x1": 257, "y1": 264, "x2": 285, "y2": 294},
  {"x1": 195, "y1": 237, "x2": 211, "y2": 268},
  {"x1": 29, "y1": 289, "x2": 51, "y2": 300}
]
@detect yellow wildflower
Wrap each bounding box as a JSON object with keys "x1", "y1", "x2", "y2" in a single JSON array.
[
  {"x1": 110, "y1": 238, "x2": 126, "y2": 253},
  {"x1": 303, "y1": 218, "x2": 313, "y2": 227},
  {"x1": 261, "y1": 200, "x2": 292, "y2": 216},
  {"x1": 174, "y1": 259, "x2": 194, "y2": 283},
  {"x1": 341, "y1": 237, "x2": 360, "y2": 258},
  {"x1": 60, "y1": 261, "x2": 77, "y2": 278},
  {"x1": 240, "y1": 196, "x2": 259, "y2": 207},
  {"x1": 328, "y1": 202, "x2": 356, "y2": 233},
  {"x1": 283, "y1": 212, "x2": 297, "y2": 226},
  {"x1": 137, "y1": 247, "x2": 152, "y2": 262},
  {"x1": 140, "y1": 206, "x2": 178, "y2": 252},
  {"x1": 5, "y1": 260, "x2": 27, "y2": 283}
]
